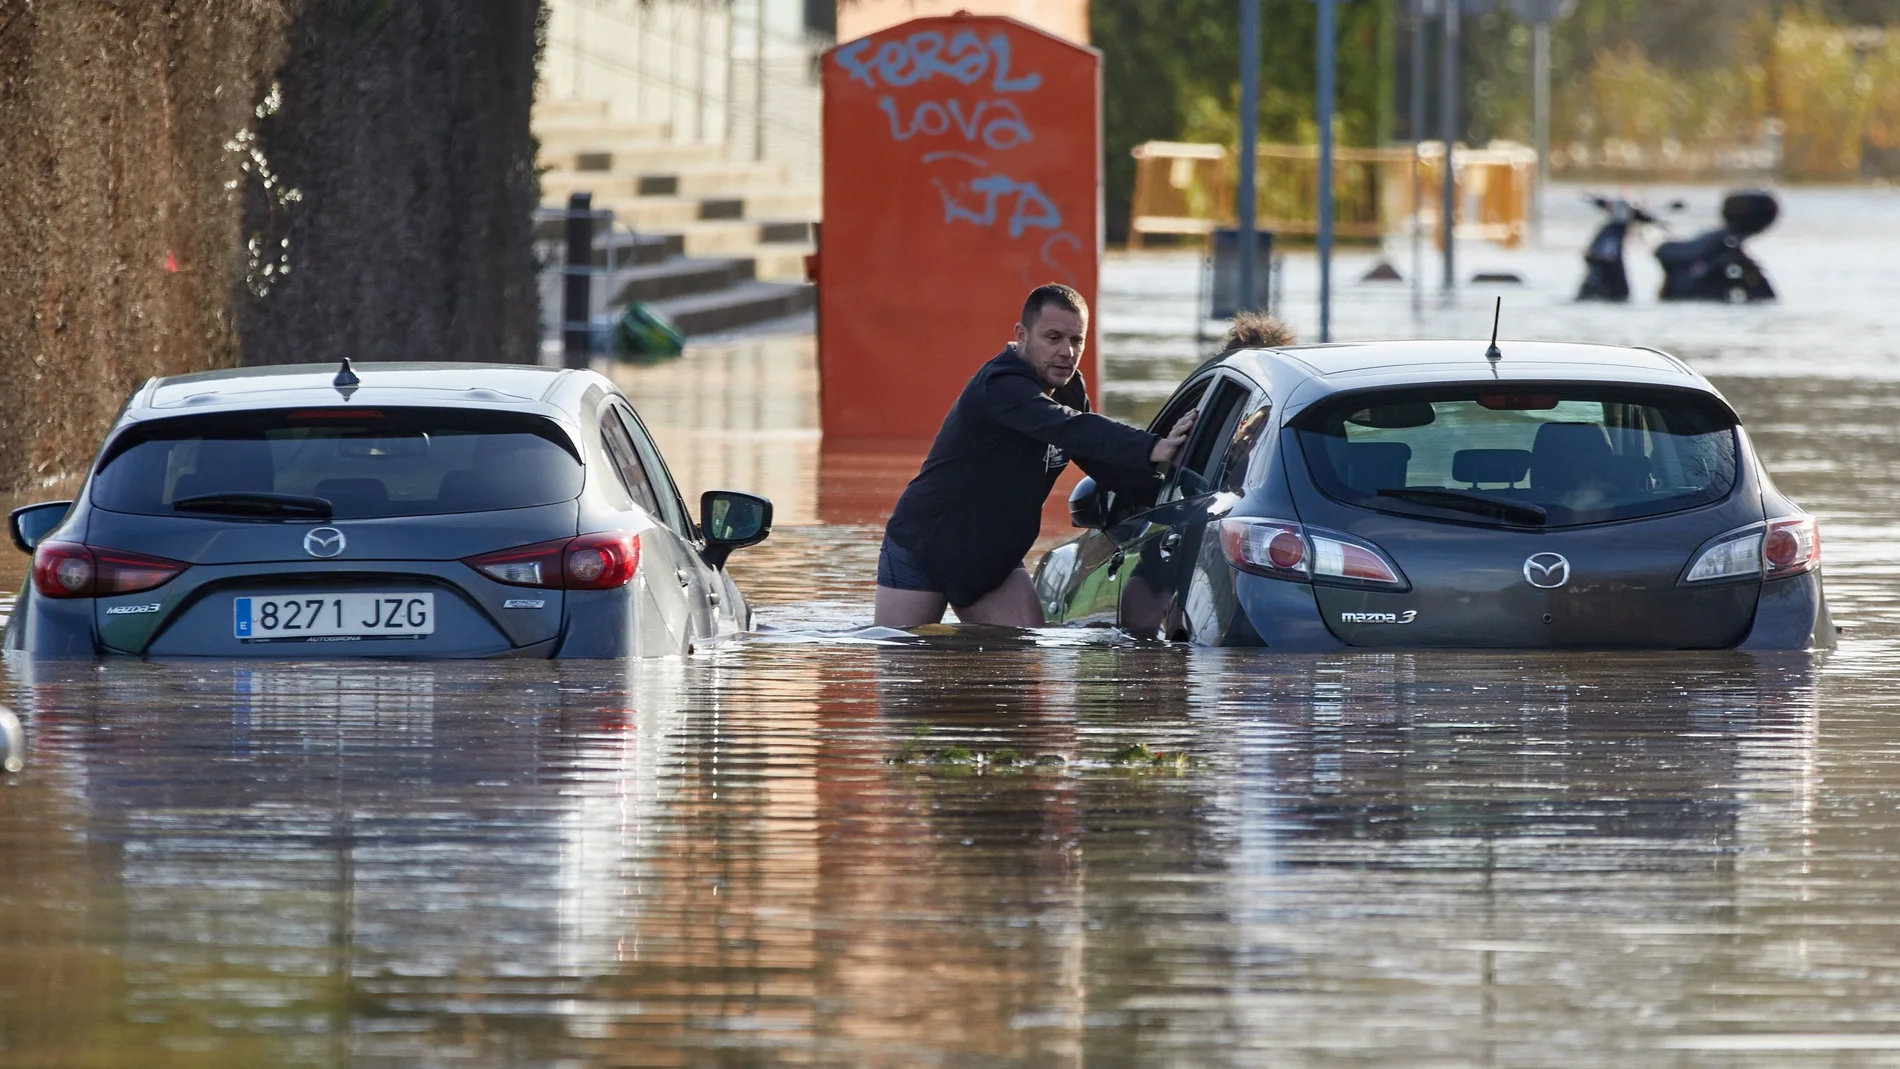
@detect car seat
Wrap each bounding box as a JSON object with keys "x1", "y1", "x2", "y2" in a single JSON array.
[
  {"x1": 170, "y1": 438, "x2": 275, "y2": 502},
  {"x1": 1530, "y1": 422, "x2": 1615, "y2": 495},
  {"x1": 1337, "y1": 441, "x2": 1412, "y2": 490},
  {"x1": 1452, "y1": 448, "x2": 1532, "y2": 488},
  {"x1": 436, "y1": 436, "x2": 558, "y2": 511}
]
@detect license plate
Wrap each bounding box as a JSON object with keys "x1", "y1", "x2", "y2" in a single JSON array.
[{"x1": 233, "y1": 593, "x2": 435, "y2": 642}]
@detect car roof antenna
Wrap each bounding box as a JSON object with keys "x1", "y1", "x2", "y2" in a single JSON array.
[
  {"x1": 333, "y1": 357, "x2": 361, "y2": 389},
  {"x1": 1484, "y1": 297, "x2": 1503, "y2": 365}
]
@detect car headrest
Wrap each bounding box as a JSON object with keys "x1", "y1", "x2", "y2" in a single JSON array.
[
  {"x1": 1531, "y1": 421, "x2": 1613, "y2": 459},
  {"x1": 191, "y1": 438, "x2": 275, "y2": 492},
  {"x1": 1452, "y1": 448, "x2": 1532, "y2": 486},
  {"x1": 1337, "y1": 440, "x2": 1413, "y2": 490},
  {"x1": 1530, "y1": 422, "x2": 1614, "y2": 492}
]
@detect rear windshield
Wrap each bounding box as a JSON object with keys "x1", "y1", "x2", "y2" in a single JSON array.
[
  {"x1": 1295, "y1": 385, "x2": 1738, "y2": 527},
  {"x1": 91, "y1": 407, "x2": 584, "y2": 518}
]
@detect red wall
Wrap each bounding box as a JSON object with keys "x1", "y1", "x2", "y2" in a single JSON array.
[{"x1": 818, "y1": 15, "x2": 1102, "y2": 445}]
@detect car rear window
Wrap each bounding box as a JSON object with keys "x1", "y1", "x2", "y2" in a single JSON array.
[
  {"x1": 91, "y1": 407, "x2": 584, "y2": 518},
  {"x1": 1294, "y1": 385, "x2": 1738, "y2": 527}
]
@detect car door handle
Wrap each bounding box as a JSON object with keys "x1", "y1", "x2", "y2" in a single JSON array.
[
  {"x1": 1158, "y1": 532, "x2": 1183, "y2": 561},
  {"x1": 676, "y1": 569, "x2": 692, "y2": 588},
  {"x1": 707, "y1": 588, "x2": 722, "y2": 607}
]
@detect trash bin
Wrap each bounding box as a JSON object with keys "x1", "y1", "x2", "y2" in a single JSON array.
[{"x1": 1208, "y1": 228, "x2": 1275, "y2": 319}]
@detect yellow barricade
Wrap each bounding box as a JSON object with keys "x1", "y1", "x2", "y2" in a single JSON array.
[{"x1": 1130, "y1": 140, "x2": 1536, "y2": 248}]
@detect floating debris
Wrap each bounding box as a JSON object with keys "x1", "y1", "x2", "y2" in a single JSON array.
[
  {"x1": 1106, "y1": 741, "x2": 1195, "y2": 771},
  {"x1": 887, "y1": 734, "x2": 1054, "y2": 773}
]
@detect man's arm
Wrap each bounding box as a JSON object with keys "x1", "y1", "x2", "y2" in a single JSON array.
[
  {"x1": 1075, "y1": 408, "x2": 1199, "y2": 506},
  {"x1": 986, "y1": 371, "x2": 1169, "y2": 469}
]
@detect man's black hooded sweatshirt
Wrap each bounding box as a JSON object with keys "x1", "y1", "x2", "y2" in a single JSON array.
[{"x1": 883, "y1": 346, "x2": 1163, "y2": 607}]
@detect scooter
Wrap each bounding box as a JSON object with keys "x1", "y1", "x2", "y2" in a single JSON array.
[
  {"x1": 1577, "y1": 195, "x2": 1657, "y2": 302},
  {"x1": 1655, "y1": 189, "x2": 1778, "y2": 303},
  {"x1": 1577, "y1": 190, "x2": 1779, "y2": 304}
]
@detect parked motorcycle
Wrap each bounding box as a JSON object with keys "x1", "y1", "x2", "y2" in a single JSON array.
[
  {"x1": 1655, "y1": 190, "x2": 1778, "y2": 303},
  {"x1": 1578, "y1": 190, "x2": 1779, "y2": 304},
  {"x1": 1577, "y1": 195, "x2": 1657, "y2": 302}
]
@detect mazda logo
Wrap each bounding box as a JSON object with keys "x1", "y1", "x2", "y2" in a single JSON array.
[
  {"x1": 303, "y1": 527, "x2": 347, "y2": 558},
  {"x1": 1523, "y1": 552, "x2": 1570, "y2": 589}
]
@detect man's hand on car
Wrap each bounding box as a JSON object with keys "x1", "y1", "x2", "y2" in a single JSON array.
[{"x1": 1150, "y1": 409, "x2": 1198, "y2": 466}]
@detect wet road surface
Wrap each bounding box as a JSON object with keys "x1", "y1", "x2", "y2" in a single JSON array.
[{"x1": 4, "y1": 185, "x2": 1900, "y2": 1066}]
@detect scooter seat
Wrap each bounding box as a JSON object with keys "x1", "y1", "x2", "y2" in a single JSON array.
[{"x1": 1655, "y1": 229, "x2": 1731, "y2": 267}]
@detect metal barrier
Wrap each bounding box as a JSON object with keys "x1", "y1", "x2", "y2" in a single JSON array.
[
  {"x1": 532, "y1": 196, "x2": 630, "y2": 363},
  {"x1": 1130, "y1": 140, "x2": 1537, "y2": 248}
]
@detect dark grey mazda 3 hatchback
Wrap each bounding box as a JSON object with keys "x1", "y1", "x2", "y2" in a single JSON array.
[
  {"x1": 1034, "y1": 341, "x2": 1833, "y2": 650},
  {"x1": 4, "y1": 361, "x2": 772, "y2": 658}
]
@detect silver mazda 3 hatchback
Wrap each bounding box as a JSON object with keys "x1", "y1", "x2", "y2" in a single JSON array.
[{"x1": 5, "y1": 361, "x2": 771, "y2": 658}]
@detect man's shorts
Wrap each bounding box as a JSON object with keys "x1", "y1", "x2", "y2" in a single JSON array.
[{"x1": 876, "y1": 535, "x2": 943, "y2": 594}]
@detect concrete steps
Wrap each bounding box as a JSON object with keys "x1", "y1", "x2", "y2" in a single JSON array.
[
  {"x1": 650, "y1": 280, "x2": 815, "y2": 336},
  {"x1": 538, "y1": 140, "x2": 727, "y2": 175},
  {"x1": 533, "y1": 93, "x2": 821, "y2": 339},
  {"x1": 533, "y1": 99, "x2": 612, "y2": 123},
  {"x1": 540, "y1": 162, "x2": 792, "y2": 200},
  {"x1": 609, "y1": 256, "x2": 754, "y2": 305},
  {"x1": 748, "y1": 243, "x2": 814, "y2": 282}
]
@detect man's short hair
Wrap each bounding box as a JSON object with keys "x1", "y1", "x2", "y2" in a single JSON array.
[
  {"x1": 1021, "y1": 283, "x2": 1088, "y2": 329},
  {"x1": 1221, "y1": 311, "x2": 1297, "y2": 351}
]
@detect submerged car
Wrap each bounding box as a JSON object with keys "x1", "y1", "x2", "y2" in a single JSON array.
[
  {"x1": 5, "y1": 361, "x2": 772, "y2": 658},
  {"x1": 1034, "y1": 340, "x2": 1832, "y2": 650}
]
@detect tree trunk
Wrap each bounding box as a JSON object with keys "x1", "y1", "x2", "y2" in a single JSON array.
[{"x1": 237, "y1": 0, "x2": 542, "y2": 367}]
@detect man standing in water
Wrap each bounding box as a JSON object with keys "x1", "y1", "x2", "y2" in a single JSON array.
[{"x1": 875, "y1": 283, "x2": 1196, "y2": 628}]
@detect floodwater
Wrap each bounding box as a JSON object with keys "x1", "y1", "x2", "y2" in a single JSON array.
[{"x1": 5, "y1": 184, "x2": 1900, "y2": 1066}]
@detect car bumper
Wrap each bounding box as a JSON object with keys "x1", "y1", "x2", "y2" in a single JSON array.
[
  {"x1": 1737, "y1": 570, "x2": 1835, "y2": 651},
  {"x1": 1231, "y1": 572, "x2": 1346, "y2": 651},
  {"x1": 1232, "y1": 568, "x2": 1834, "y2": 652}
]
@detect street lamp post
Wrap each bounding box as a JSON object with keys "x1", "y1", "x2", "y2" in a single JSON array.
[
  {"x1": 1510, "y1": 0, "x2": 1576, "y2": 244},
  {"x1": 1315, "y1": 0, "x2": 1340, "y2": 342},
  {"x1": 1238, "y1": 0, "x2": 1261, "y2": 318},
  {"x1": 1440, "y1": 0, "x2": 1459, "y2": 294},
  {"x1": 1410, "y1": 0, "x2": 1430, "y2": 316}
]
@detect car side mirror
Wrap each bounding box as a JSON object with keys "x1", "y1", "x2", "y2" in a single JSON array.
[
  {"x1": 699, "y1": 490, "x2": 772, "y2": 568},
  {"x1": 9, "y1": 500, "x2": 72, "y2": 554},
  {"x1": 1068, "y1": 477, "x2": 1112, "y2": 529}
]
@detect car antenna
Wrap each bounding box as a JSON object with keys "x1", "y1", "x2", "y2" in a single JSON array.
[
  {"x1": 333, "y1": 356, "x2": 361, "y2": 388},
  {"x1": 1484, "y1": 297, "x2": 1503, "y2": 364}
]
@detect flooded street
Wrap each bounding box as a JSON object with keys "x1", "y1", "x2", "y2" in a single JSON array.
[{"x1": 7, "y1": 184, "x2": 1900, "y2": 1066}]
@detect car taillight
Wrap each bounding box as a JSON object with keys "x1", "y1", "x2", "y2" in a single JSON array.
[
  {"x1": 464, "y1": 532, "x2": 641, "y2": 590},
  {"x1": 1764, "y1": 515, "x2": 1820, "y2": 577},
  {"x1": 465, "y1": 538, "x2": 567, "y2": 587},
  {"x1": 1682, "y1": 516, "x2": 1820, "y2": 584},
  {"x1": 563, "y1": 532, "x2": 640, "y2": 589},
  {"x1": 31, "y1": 541, "x2": 187, "y2": 599},
  {"x1": 1219, "y1": 518, "x2": 1407, "y2": 588}
]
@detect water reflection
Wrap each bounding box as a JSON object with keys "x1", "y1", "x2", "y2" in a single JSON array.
[{"x1": 0, "y1": 647, "x2": 1855, "y2": 1066}]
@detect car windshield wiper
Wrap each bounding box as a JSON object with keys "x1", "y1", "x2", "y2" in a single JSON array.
[
  {"x1": 1376, "y1": 487, "x2": 1547, "y2": 525},
  {"x1": 172, "y1": 492, "x2": 333, "y2": 519}
]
